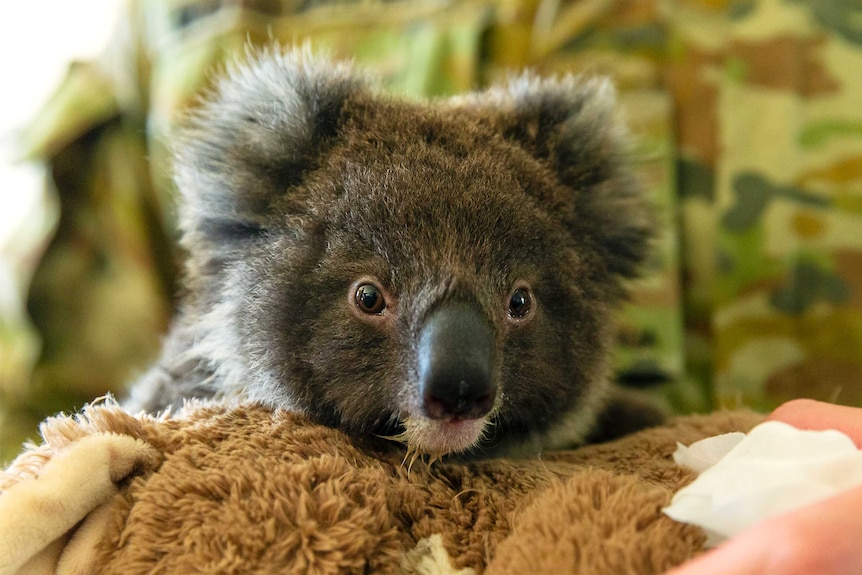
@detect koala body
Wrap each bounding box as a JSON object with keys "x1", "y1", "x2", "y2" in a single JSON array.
[{"x1": 127, "y1": 49, "x2": 657, "y2": 458}]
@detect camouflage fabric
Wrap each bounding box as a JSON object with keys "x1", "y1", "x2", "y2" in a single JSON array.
[
  {"x1": 664, "y1": 0, "x2": 862, "y2": 412},
  {"x1": 3, "y1": 0, "x2": 862, "y2": 460}
]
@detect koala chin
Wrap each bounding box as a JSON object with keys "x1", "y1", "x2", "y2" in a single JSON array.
[{"x1": 126, "y1": 47, "x2": 662, "y2": 459}]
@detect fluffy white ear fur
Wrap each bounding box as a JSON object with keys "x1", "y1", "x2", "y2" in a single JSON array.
[
  {"x1": 456, "y1": 72, "x2": 651, "y2": 278},
  {"x1": 175, "y1": 48, "x2": 369, "y2": 250}
]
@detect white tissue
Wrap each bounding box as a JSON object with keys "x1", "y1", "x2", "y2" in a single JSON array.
[
  {"x1": 671, "y1": 431, "x2": 746, "y2": 473},
  {"x1": 663, "y1": 421, "x2": 862, "y2": 546}
]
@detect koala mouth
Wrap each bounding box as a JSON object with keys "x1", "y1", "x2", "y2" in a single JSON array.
[{"x1": 385, "y1": 414, "x2": 490, "y2": 461}]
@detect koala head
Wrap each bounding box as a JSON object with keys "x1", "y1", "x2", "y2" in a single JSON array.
[{"x1": 172, "y1": 49, "x2": 652, "y2": 458}]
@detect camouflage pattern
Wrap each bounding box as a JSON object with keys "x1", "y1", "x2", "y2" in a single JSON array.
[
  {"x1": 665, "y1": 0, "x2": 862, "y2": 413},
  {"x1": 4, "y1": 0, "x2": 862, "y2": 459}
]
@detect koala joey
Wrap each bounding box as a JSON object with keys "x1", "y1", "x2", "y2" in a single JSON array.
[{"x1": 126, "y1": 48, "x2": 662, "y2": 459}]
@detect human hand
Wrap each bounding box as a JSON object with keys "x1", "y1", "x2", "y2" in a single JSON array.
[{"x1": 665, "y1": 399, "x2": 862, "y2": 575}]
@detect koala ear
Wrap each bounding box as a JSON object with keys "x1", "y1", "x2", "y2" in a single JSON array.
[
  {"x1": 475, "y1": 75, "x2": 653, "y2": 278},
  {"x1": 174, "y1": 48, "x2": 367, "y2": 249}
]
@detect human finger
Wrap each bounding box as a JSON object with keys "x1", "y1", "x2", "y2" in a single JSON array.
[
  {"x1": 768, "y1": 399, "x2": 862, "y2": 447},
  {"x1": 665, "y1": 481, "x2": 862, "y2": 575}
]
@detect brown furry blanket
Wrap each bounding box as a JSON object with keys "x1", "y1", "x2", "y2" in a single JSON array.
[{"x1": 0, "y1": 402, "x2": 761, "y2": 574}]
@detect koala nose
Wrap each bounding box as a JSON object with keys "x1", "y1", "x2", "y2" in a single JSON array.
[{"x1": 417, "y1": 301, "x2": 496, "y2": 421}]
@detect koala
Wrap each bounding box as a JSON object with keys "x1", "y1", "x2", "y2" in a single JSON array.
[{"x1": 126, "y1": 48, "x2": 661, "y2": 459}]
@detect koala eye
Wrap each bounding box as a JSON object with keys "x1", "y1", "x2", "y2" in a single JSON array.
[
  {"x1": 354, "y1": 283, "x2": 386, "y2": 315},
  {"x1": 508, "y1": 286, "x2": 533, "y2": 319}
]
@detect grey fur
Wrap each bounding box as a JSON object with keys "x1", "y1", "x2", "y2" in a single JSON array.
[{"x1": 126, "y1": 48, "x2": 659, "y2": 457}]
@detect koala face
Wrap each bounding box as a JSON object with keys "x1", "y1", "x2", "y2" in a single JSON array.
[
  {"x1": 241, "y1": 135, "x2": 610, "y2": 457},
  {"x1": 137, "y1": 49, "x2": 652, "y2": 458}
]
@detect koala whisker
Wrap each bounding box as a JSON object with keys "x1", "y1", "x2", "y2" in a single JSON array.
[
  {"x1": 426, "y1": 452, "x2": 444, "y2": 467},
  {"x1": 403, "y1": 446, "x2": 423, "y2": 474},
  {"x1": 377, "y1": 430, "x2": 410, "y2": 445}
]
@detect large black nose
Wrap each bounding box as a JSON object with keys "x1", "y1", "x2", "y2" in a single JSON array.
[{"x1": 417, "y1": 301, "x2": 496, "y2": 421}]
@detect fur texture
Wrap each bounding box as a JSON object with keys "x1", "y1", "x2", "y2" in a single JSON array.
[
  {"x1": 126, "y1": 48, "x2": 656, "y2": 457},
  {"x1": 1, "y1": 402, "x2": 764, "y2": 574}
]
